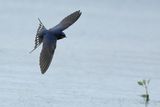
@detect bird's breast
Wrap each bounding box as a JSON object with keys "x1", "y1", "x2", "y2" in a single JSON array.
[{"x1": 43, "y1": 34, "x2": 57, "y2": 49}]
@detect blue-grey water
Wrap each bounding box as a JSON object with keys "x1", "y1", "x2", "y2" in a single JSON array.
[{"x1": 0, "y1": 0, "x2": 160, "y2": 107}]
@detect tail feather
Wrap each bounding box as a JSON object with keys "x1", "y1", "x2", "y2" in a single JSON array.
[{"x1": 30, "y1": 18, "x2": 46, "y2": 53}]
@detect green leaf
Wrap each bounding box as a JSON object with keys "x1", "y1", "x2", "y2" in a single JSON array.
[
  {"x1": 143, "y1": 80, "x2": 146, "y2": 85},
  {"x1": 138, "y1": 81, "x2": 143, "y2": 86}
]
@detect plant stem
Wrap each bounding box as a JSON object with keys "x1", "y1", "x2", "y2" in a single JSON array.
[{"x1": 144, "y1": 83, "x2": 149, "y2": 102}]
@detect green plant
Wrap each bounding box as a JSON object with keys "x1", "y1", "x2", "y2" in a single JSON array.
[{"x1": 137, "y1": 79, "x2": 150, "y2": 102}]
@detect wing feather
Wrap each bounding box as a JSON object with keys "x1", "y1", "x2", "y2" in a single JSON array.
[
  {"x1": 49, "y1": 10, "x2": 81, "y2": 32},
  {"x1": 39, "y1": 39, "x2": 56, "y2": 74}
]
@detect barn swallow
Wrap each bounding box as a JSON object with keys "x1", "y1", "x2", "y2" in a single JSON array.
[{"x1": 30, "y1": 10, "x2": 81, "y2": 74}]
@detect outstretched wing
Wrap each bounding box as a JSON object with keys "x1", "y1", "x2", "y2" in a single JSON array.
[
  {"x1": 30, "y1": 18, "x2": 46, "y2": 53},
  {"x1": 40, "y1": 38, "x2": 57, "y2": 74},
  {"x1": 49, "y1": 10, "x2": 82, "y2": 32}
]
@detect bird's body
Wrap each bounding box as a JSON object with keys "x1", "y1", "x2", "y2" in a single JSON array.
[{"x1": 30, "y1": 10, "x2": 81, "y2": 74}]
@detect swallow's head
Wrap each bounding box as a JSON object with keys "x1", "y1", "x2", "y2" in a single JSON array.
[{"x1": 55, "y1": 31, "x2": 66, "y2": 40}]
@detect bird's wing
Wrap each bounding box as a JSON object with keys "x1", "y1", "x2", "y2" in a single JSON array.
[
  {"x1": 40, "y1": 39, "x2": 57, "y2": 74},
  {"x1": 30, "y1": 18, "x2": 46, "y2": 53},
  {"x1": 49, "y1": 10, "x2": 82, "y2": 32}
]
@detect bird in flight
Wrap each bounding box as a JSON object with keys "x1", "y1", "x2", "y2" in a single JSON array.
[{"x1": 30, "y1": 10, "x2": 82, "y2": 74}]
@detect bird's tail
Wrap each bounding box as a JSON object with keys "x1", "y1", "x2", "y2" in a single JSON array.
[
  {"x1": 29, "y1": 18, "x2": 46, "y2": 54},
  {"x1": 38, "y1": 18, "x2": 46, "y2": 30},
  {"x1": 38, "y1": 18, "x2": 44, "y2": 26}
]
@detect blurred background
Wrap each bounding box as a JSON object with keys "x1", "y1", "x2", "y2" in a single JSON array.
[{"x1": 0, "y1": 0, "x2": 160, "y2": 107}]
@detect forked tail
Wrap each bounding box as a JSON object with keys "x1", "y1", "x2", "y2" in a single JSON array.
[{"x1": 29, "y1": 18, "x2": 46, "y2": 53}]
